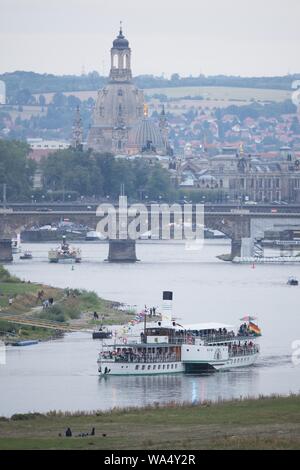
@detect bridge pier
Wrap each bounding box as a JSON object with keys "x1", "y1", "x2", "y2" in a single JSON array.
[
  {"x1": 107, "y1": 239, "x2": 138, "y2": 263},
  {"x1": 231, "y1": 239, "x2": 242, "y2": 260},
  {"x1": 0, "y1": 239, "x2": 13, "y2": 263}
]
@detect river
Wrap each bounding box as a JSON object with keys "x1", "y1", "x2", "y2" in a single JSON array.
[{"x1": 0, "y1": 240, "x2": 300, "y2": 416}]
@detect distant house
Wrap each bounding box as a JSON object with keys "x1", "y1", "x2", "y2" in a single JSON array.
[{"x1": 27, "y1": 139, "x2": 70, "y2": 162}]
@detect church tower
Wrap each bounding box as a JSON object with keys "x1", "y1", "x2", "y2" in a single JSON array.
[
  {"x1": 71, "y1": 106, "x2": 83, "y2": 151},
  {"x1": 87, "y1": 25, "x2": 144, "y2": 154},
  {"x1": 109, "y1": 24, "x2": 132, "y2": 82}
]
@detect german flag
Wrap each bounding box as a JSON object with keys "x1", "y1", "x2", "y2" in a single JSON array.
[{"x1": 248, "y1": 322, "x2": 262, "y2": 336}]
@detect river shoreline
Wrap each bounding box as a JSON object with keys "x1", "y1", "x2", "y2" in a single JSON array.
[
  {"x1": 0, "y1": 395, "x2": 299, "y2": 449},
  {"x1": 0, "y1": 265, "x2": 134, "y2": 344}
]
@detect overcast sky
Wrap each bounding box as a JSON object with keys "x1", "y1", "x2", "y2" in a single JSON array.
[{"x1": 1, "y1": 0, "x2": 299, "y2": 77}]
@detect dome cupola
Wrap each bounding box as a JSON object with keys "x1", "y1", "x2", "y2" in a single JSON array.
[{"x1": 113, "y1": 28, "x2": 129, "y2": 49}]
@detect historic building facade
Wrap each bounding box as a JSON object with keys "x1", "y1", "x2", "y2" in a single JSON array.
[
  {"x1": 179, "y1": 146, "x2": 300, "y2": 203},
  {"x1": 87, "y1": 27, "x2": 145, "y2": 154}
]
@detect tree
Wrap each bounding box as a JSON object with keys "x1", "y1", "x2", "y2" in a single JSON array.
[
  {"x1": 42, "y1": 149, "x2": 175, "y2": 201},
  {"x1": 67, "y1": 95, "x2": 81, "y2": 109},
  {"x1": 0, "y1": 139, "x2": 36, "y2": 200},
  {"x1": 52, "y1": 92, "x2": 67, "y2": 108},
  {"x1": 39, "y1": 95, "x2": 46, "y2": 107},
  {"x1": 171, "y1": 73, "x2": 180, "y2": 82},
  {"x1": 15, "y1": 89, "x2": 35, "y2": 106}
]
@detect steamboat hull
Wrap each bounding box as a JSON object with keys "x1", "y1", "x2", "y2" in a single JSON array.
[{"x1": 98, "y1": 361, "x2": 184, "y2": 376}]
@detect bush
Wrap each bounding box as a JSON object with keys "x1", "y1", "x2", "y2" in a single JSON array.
[
  {"x1": 0, "y1": 265, "x2": 19, "y2": 283},
  {"x1": 39, "y1": 305, "x2": 67, "y2": 323},
  {"x1": 80, "y1": 291, "x2": 99, "y2": 306},
  {"x1": 11, "y1": 412, "x2": 45, "y2": 421}
]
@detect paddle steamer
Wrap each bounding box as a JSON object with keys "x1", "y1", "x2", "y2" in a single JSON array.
[{"x1": 97, "y1": 293, "x2": 261, "y2": 376}]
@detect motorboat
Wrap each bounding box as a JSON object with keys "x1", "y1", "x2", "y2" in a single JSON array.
[
  {"x1": 287, "y1": 277, "x2": 299, "y2": 286},
  {"x1": 20, "y1": 251, "x2": 33, "y2": 260},
  {"x1": 92, "y1": 327, "x2": 113, "y2": 340}
]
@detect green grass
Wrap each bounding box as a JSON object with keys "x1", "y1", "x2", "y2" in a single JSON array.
[
  {"x1": 0, "y1": 319, "x2": 61, "y2": 341},
  {"x1": 0, "y1": 395, "x2": 300, "y2": 450},
  {"x1": 0, "y1": 265, "x2": 134, "y2": 341},
  {"x1": 33, "y1": 85, "x2": 291, "y2": 108}
]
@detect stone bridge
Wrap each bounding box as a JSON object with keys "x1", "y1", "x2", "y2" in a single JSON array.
[{"x1": 1, "y1": 209, "x2": 300, "y2": 260}]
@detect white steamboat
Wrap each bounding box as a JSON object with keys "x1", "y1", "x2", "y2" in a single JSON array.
[
  {"x1": 97, "y1": 293, "x2": 261, "y2": 376},
  {"x1": 48, "y1": 236, "x2": 81, "y2": 263}
]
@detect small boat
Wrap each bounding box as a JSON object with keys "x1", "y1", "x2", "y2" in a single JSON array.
[
  {"x1": 287, "y1": 277, "x2": 299, "y2": 286},
  {"x1": 20, "y1": 251, "x2": 33, "y2": 260},
  {"x1": 92, "y1": 328, "x2": 113, "y2": 340},
  {"x1": 12, "y1": 340, "x2": 39, "y2": 347}
]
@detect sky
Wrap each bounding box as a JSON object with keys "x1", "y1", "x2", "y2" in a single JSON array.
[{"x1": 1, "y1": 0, "x2": 300, "y2": 77}]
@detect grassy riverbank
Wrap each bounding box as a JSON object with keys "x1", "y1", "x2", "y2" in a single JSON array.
[
  {"x1": 0, "y1": 265, "x2": 133, "y2": 342},
  {"x1": 0, "y1": 395, "x2": 300, "y2": 450}
]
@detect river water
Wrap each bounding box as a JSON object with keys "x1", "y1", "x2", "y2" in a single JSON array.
[{"x1": 1, "y1": 240, "x2": 300, "y2": 416}]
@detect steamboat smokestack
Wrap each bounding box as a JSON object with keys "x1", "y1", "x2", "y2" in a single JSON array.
[{"x1": 162, "y1": 291, "x2": 173, "y2": 325}]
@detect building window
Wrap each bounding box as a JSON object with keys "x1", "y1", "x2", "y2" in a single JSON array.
[
  {"x1": 118, "y1": 140, "x2": 122, "y2": 149},
  {"x1": 135, "y1": 365, "x2": 139, "y2": 370},
  {"x1": 113, "y1": 54, "x2": 118, "y2": 68},
  {"x1": 118, "y1": 89, "x2": 123, "y2": 96}
]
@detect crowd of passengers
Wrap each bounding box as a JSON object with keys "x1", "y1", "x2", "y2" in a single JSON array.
[
  {"x1": 101, "y1": 348, "x2": 177, "y2": 363},
  {"x1": 177, "y1": 325, "x2": 257, "y2": 341},
  {"x1": 238, "y1": 323, "x2": 256, "y2": 337},
  {"x1": 228, "y1": 341, "x2": 259, "y2": 356}
]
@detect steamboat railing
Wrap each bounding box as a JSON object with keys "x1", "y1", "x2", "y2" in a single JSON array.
[{"x1": 100, "y1": 353, "x2": 180, "y2": 364}]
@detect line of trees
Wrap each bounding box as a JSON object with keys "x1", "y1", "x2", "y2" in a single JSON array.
[
  {"x1": 0, "y1": 141, "x2": 177, "y2": 202},
  {"x1": 42, "y1": 148, "x2": 176, "y2": 202},
  {"x1": 0, "y1": 140, "x2": 36, "y2": 200},
  {"x1": 1, "y1": 71, "x2": 300, "y2": 103}
]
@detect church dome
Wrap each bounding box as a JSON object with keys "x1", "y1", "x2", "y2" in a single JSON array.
[
  {"x1": 113, "y1": 29, "x2": 129, "y2": 49},
  {"x1": 129, "y1": 117, "x2": 164, "y2": 152}
]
